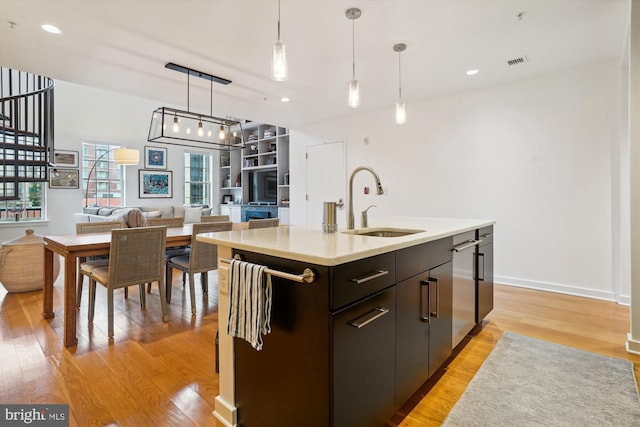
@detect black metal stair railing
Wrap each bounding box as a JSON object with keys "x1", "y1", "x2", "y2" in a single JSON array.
[{"x1": 0, "y1": 67, "x2": 55, "y2": 201}]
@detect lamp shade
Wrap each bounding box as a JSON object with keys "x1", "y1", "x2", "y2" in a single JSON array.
[{"x1": 113, "y1": 148, "x2": 140, "y2": 165}]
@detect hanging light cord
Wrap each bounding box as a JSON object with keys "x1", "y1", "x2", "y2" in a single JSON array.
[
  {"x1": 398, "y1": 51, "x2": 402, "y2": 100},
  {"x1": 277, "y1": 0, "x2": 281, "y2": 42},
  {"x1": 352, "y1": 18, "x2": 356, "y2": 80}
]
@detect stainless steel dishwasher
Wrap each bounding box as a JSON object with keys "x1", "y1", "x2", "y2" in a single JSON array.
[{"x1": 451, "y1": 231, "x2": 482, "y2": 349}]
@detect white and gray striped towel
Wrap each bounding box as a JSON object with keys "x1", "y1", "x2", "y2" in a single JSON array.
[{"x1": 226, "y1": 259, "x2": 273, "y2": 351}]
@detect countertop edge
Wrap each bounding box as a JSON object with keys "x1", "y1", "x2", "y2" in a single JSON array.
[{"x1": 198, "y1": 217, "x2": 495, "y2": 266}]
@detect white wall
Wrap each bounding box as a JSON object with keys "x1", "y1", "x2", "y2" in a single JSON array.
[
  {"x1": 0, "y1": 61, "x2": 626, "y2": 303},
  {"x1": 293, "y1": 60, "x2": 623, "y2": 301},
  {"x1": 0, "y1": 80, "x2": 194, "y2": 242}
]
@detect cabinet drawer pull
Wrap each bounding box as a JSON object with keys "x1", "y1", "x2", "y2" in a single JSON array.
[
  {"x1": 453, "y1": 239, "x2": 482, "y2": 252},
  {"x1": 349, "y1": 307, "x2": 390, "y2": 329},
  {"x1": 350, "y1": 269, "x2": 389, "y2": 284}
]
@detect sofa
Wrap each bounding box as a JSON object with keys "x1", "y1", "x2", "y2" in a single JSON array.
[{"x1": 74, "y1": 205, "x2": 213, "y2": 227}]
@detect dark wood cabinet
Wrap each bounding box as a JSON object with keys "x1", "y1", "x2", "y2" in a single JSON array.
[
  {"x1": 332, "y1": 287, "x2": 396, "y2": 427},
  {"x1": 395, "y1": 239, "x2": 453, "y2": 407},
  {"x1": 427, "y1": 261, "x2": 453, "y2": 375},
  {"x1": 231, "y1": 230, "x2": 486, "y2": 427},
  {"x1": 476, "y1": 226, "x2": 494, "y2": 322}
]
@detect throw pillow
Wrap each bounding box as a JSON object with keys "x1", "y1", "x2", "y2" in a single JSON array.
[
  {"x1": 98, "y1": 207, "x2": 116, "y2": 216},
  {"x1": 126, "y1": 208, "x2": 147, "y2": 228},
  {"x1": 142, "y1": 210, "x2": 162, "y2": 218},
  {"x1": 183, "y1": 206, "x2": 202, "y2": 224}
]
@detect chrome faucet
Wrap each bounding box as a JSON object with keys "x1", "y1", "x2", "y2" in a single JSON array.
[{"x1": 347, "y1": 166, "x2": 384, "y2": 229}]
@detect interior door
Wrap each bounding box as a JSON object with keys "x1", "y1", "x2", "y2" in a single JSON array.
[{"x1": 305, "y1": 141, "x2": 345, "y2": 227}]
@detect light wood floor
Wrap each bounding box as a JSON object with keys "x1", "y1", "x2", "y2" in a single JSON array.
[{"x1": 1, "y1": 270, "x2": 638, "y2": 426}]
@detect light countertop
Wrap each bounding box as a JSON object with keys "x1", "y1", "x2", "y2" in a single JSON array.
[{"x1": 197, "y1": 216, "x2": 494, "y2": 266}]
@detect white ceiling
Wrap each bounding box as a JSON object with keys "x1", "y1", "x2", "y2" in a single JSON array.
[{"x1": 0, "y1": 0, "x2": 630, "y2": 128}]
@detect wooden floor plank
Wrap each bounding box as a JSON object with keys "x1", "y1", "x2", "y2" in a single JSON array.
[{"x1": 2, "y1": 266, "x2": 638, "y2": 427}]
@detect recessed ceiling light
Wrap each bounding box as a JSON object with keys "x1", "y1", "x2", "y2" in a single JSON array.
[
  {"x1": 466, "y1": 69, "x2": 480, "y2": 76},
  {"x1": 280, "y1": 97, "x2": 290, "y2": 103},
  {"x1": 41, "y1": 24, "x2": 61, "y2": 34}
]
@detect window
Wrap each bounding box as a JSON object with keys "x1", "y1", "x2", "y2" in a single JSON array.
[
  {"x1": 82, "y1": 142, "x2": 125, "y2": 207},
  {"x1": 183, "y1": 152, "x2": 211, "y2": 206},
  {"x1": 0, "y1": 181, "x2": 45, "y2": 222}
]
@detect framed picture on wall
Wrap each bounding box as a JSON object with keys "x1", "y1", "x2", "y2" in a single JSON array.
[
  {"x1": 144, "y1": 146, "x2": 167, "y2": 169},
  {"x1": 53, "y1": 150, "x2": 79, "y2": 167},
  {"x1": 139, "y1": 170, "x2": 173, "y2": 198},
  {"x1": 49, "y1": 168, "x2": 79, "y2": 189}
]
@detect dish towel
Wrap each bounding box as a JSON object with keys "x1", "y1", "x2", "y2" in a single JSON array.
[{"x1": 226, "y1": 259, "x2": 273, "y2": 351}]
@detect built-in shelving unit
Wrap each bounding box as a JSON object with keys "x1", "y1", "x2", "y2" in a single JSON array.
[{"x1": 218, "y1": 122, "x2": 290, "y2": 222}]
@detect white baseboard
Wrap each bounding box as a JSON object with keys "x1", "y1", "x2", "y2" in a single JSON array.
[{"x1": 495, "y1": 275, "x2": 625, "y2": 303}]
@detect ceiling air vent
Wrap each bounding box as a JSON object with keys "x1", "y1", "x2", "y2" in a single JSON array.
[{"x1": 507, "y1": 56, "x2": 529, "y2": 66}]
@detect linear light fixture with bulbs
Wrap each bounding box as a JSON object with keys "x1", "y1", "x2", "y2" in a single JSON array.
[{"x1": 147, "y1": 63, "x2": 245, "y2": 150}]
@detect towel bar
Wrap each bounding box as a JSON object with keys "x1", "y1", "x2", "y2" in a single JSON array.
[{"x1": 219, "y1": 255, "x2": 316, "y2": 284}]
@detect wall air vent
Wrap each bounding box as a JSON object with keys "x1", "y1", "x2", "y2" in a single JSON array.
[{"x1": 507, "y1": 56, "x2": 529, "y2": 66}]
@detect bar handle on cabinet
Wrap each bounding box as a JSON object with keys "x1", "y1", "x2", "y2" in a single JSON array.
[
  {"x1": 349, "y1": 307, "x2": 390, "y2": 329},
  {"x1": 350, "y1": 269, "x2": 389, "y2": 284},
  {"x1": 428, "y1": 277, "x2": 440, "y2": 318},
  {"x1": 478, "y1": 253, "x2": 485, "y2": 281},
  {"x1": 420, "y1": 280, "x2": 430, "y2": 323},
  {"x1": 453, "y1": 239, "x2": 482, "y2": 252}
]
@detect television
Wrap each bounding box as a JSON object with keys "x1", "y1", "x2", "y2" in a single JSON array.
[{"x1": 248, "y1": 170, "x2": 277, "y2": 204}]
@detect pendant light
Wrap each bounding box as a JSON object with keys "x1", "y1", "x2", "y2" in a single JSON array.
[
  {"x1": 393, "y1": 43, "x2": 407, "y2": 124},
  {"x1": 147, "y1": 63, "x2": 245, "y2": 150},
  {"x1": 346, "y1": 7, "x2": 361, "y2": 108},
  {"x1": 271, "y1": 0, "x2": 288, "y2": 81}
]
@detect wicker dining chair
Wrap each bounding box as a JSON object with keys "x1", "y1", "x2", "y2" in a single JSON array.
[
  {"x1": 146, "y1": 217, "x2": 185, "y2": 227},
  {"x1": 87, "y1": 226, "x2": 169, "y2": 340},
  {"x1": 248, "y1": 218, "x2": 280, "y2": 229},
  {"x1": 75, "y1": 220, "x2": 127, "y2": 308},
  {"x1": 201, "y1": 214, "x2": 230, "y2": 223},
  {"x1": 144, "y1": 217, "x2": 188, "y2": 292},
  {"x1": 165, "y1": 221, "x2": 232, "y2": 315}
]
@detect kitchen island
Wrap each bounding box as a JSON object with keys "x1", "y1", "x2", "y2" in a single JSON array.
[{"x1": 198, "y1": 216, "x2": 494, "y2": 427}]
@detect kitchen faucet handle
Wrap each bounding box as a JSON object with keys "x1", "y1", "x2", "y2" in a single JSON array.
[{"x1": 361, "y1": 205, "x2": 377, "y2": 228}]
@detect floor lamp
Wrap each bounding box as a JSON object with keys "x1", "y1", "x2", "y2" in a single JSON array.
[{"x1": 84, "y1": 148, "x2": 139, "y2": 208}]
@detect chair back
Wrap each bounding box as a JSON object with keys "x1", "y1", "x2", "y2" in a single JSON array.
[
  {"x1": 146, "y1": 217, "x2": 184, "y2": 227},
  {"x1": 248, "y1": 218, "x2": 280, "y2": 229},
  {"x1": 201, "y1": 214, "x2": 230, "y2": 223},
  {"x1": 107, "y1": 227, "x2": 167, "y2": 289},
  {"x1": 189, "y1": 221, "x2": 233, "y2": 272},
  {"x1": 76, "y1": 220, "x2": 126, "y2": 234}
]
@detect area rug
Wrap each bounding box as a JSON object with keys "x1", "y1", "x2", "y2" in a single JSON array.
[{"x1": 442, "y1": 332, "x2": 640, "y2": 426}]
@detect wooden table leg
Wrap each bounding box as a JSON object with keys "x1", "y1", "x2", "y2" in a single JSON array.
[
  {"x1": 43, "y1": 247, "x2": 55, "y2": 319},
  {"x1": 63, "y1": 254, "x2": 78, "y2": 347}
]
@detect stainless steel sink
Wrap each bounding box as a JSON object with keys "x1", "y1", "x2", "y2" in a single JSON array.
[{"x1": 342, "y1": 227, "x2": 425, "y2": 237}]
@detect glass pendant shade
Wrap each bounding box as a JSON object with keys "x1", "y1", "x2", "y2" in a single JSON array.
[
  {"x1": 271, "y1": 41, "x2": 288, "y2": 81},
  {"x1": 349, "y1": 80, "x2": 360, "y2": 108},
  {"x1": 197, "y1": 121, "x2": 204, "y2": 136},
  {"x1": 218, "y1": 125, "x2": 226, "y2": 140},
  {"x1": 172, "y1": 116, "x2": 179, "y2": 132},
  {"x1": 395, "y1": 100, "x2": 406, "y2": 124}
]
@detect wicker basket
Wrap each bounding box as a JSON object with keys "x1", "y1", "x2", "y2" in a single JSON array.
[{"x1": 0, "y1": 229, "x2": 60, "y2": 293}]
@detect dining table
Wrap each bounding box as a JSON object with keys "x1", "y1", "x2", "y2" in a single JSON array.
[{"x1": 43, "y1": 223, "x2": 245, "y2": 348}]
